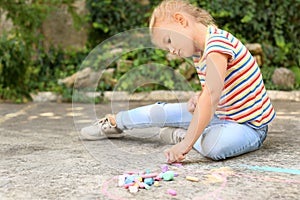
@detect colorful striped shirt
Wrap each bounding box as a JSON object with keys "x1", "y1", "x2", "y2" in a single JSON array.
[{"x1": 192, "y1": 26, "x2": 275, "y2": 129}]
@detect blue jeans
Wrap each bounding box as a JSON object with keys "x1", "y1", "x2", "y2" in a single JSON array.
[{"x1": 116, "y1": 102, "x2": 268, "y2": 160}]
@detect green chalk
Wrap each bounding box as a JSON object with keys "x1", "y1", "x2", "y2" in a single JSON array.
[{"x1": 162, "y1": 171, "x2": 174, "y2": 181}]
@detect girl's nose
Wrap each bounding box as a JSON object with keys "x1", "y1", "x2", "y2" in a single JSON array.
[{"x1": 169, "y1": 47, "x2": 176, "y2": 55}]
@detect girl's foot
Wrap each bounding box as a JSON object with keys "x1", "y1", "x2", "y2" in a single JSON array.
[
  {"x1": 80, "y1": 115, "x2": 124, "y2": 140},
  {"x1": 159, "y1": 127, "x2": 186, "y2": 144}
]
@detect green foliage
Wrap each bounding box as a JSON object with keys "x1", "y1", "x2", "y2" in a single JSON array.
[
  {"x1": 1, "y1": 0, "x2": 300, "y2": 102},
  {"x1": 86, "y1": 0, "x2": 161, "y2": 45},
  {"x1": 193, "y1": 0, "x2": 300, "y2": 68},
  {"x1": 29, "y1": 47, "x2": 88, "y2": 98},
  {"x1": 87, "y1": 0, "x2": 300, "y2": 69},
  {"x1": 96, "y1": 48, "x2": 191, "y2": 92},
  {"x1": 0, "y1": 0, "x2": 81, "y2": 101},
  {"x1": 0, "y1": 34, "x2": 31, "y2": 102}
]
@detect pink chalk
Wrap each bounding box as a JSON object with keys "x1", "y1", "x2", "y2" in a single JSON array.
[
  {"x1": 162, "y1": 165, "x2": 169, "y2": 173},
  {"x1": 123, "y1": 182, "x2": 135, "y2": 189},
  {"x1": 172, "y1": 162, "x2": 183, "y2": 167},
  {"x1": 134, "y1": 179, "x2": 145, "y2": 189},
  {"x1": 125, "y1": 171, "x2": 145, "y2": 175},
  {"x1": 167, "y1": 189, "x2": 177, "y2": 196},
  {"x1": 140, "y1": 173, "x2": 158, "y2": 179}
]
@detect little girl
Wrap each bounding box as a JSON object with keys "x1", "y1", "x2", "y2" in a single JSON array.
[{"x1": 81, "y1": 0, "x2": 275, "y2": 163}]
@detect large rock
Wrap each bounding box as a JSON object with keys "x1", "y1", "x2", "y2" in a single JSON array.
[
  {"x1": 58, "y1": 67, "x2": 98, "y2": 88},
  {"x1": 272, "y1": 67, "x2": 295, "y2": 88},
  {"x1": 245, "y1": 43, "x2": 263, "y2": 66},
  {"x1": 41, "y1": 0, "x2": 88, "y2": 50},
  {"x1": 58, "y1": 67, "x2": 117, "y2": 89}
]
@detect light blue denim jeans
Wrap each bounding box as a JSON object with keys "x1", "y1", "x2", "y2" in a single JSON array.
[{"x1": 116, "y1": 102, "x2": 268, "y2": 160}]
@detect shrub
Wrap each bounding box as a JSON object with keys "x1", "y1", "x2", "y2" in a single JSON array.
[{"x1": 0, "y1": 34, "x2": 31, "y2": 102}]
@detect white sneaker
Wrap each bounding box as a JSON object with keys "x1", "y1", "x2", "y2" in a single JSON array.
[
  {"x1": 159, "y1": 127, "x2": 187, "y2": 144},
  {"x1": 80, "y1": 115, "x2": 124, "y2": 140}
]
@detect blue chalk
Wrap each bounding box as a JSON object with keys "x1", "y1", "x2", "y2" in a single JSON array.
[
  {"x1": 125, "y1": 175, "x2": 138, "y2": 184},
  {"x1": 240, "y1": 165, "x2": 300, "y2": 175},
  {"x1": 144, "y1": 178, "x2": 154, "y2": 185}
]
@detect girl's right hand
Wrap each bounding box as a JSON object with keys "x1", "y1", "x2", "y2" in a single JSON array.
[{"x1": 187, "y1": 92, "x2": 201, "y2": 114}]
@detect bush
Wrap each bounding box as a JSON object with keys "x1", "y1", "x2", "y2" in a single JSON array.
[
  {"x1": 87, "y1": 0, "x2": 300, "y2": 69},
  {"x1": 0, "y1": 34, "x2": 31, "y2": 102},
  {"x1": 197, "y1": 0, "x2": 300, "y2": 68},
  {"x1": 86, "y1": 0, "x2": 161, "y2": 45}
]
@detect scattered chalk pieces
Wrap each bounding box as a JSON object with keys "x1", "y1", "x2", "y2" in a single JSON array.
[
  {"x1": 120, "y1": 165, "x2": 180, "y2": 194},
  {"x1": 167, "y1": 189, "x2": 177, "y2": 196}
]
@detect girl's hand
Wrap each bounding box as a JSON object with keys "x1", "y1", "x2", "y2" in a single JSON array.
[
  {"x1": 164, "y1": 141, "x2": 192, "y2": 163},
  {"x1": 187, "y1": 92, "x2": 201, "y2": 113}
]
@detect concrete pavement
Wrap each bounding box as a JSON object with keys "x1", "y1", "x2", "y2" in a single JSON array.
[{"x1": 0, "y1": 100, "x2": 299, "y2": 199}]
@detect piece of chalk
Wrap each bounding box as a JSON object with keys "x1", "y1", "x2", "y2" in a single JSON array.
[
  {"x1": 153, "y1": 181, "x2": 160, "y2": 187},
  {"x1": 124, "y1": 175, "x2": 137, "y2": 184},
  {"x1": 186, "y1": 176, "x2": 199, "y2": 182},
  {"x1": 161, "y1": 165, "x2": 169, "y2": 173},
  {"x1": 144, "y1": 183, "x2": 151, "y2": 190},
  {"x1": 118, "y1": 175, "x2": 126, "y2": 187},
  {"x1": 172, "y1": 162, "x2": 183, "y2": 167},
  {"x1": 123, "y1": 182, "x2": 135, "y2": 189},
  {"x1": 140, "y1": 173, "x2": 158, "y2": 179},
  {"x1": 162, "y1": 171, "x2": 174, "y2": 181},
  {"x1": 167, "y1": 189, "x2": 177, "y2": 196},
  {"x1": 125, "y1": 171, "x2": 139, "y2": 175},
  {"x1": 144, "y1": 178, "x2": 154, "y2": 186},
  {"x1": 129, "y1": 185, "x2": 139, "y2": 193},
  {"x1": 134, "y1": 179, "x2": 145, "y2": 188}
]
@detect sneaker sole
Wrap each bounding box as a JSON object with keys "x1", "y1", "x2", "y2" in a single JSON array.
[{"x1": 80, "y1": 132, "x2": 126, "y2": 141}]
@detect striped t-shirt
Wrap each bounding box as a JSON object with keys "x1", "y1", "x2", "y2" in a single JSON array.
[{"x1": 192, "y1": 26, "x2": 275, "y2": 129}]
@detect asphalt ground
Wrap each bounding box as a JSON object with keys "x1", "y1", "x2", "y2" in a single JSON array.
[{"x1": 0, "y1": 100, "x2": 299, "y2": 199}]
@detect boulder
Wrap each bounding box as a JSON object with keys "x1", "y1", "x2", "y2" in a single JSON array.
[
  {"x1": 58, "y1": 67, "x2": 117, "y2": 89},
  {"x1": 245, "y1": 43, "x2": 264, "y2": 66},
  {"x1": 272, "y1": 67, "x2": 295, "y2": 88},
  {"x1": 58, "y1": 67, "x2": 98, "y2": 88}
]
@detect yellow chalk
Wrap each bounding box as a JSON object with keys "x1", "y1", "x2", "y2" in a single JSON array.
[
  {"x1": 154, "y1": 181, "x2": 160, "y2": 187},
  {"x1": 186, "y1": 176, "x2": 199, "y2": 182}
]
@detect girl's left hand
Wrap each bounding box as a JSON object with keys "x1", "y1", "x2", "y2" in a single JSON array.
[{"x1": 164, "y1": 141, "x2": 192, "y2": 163}]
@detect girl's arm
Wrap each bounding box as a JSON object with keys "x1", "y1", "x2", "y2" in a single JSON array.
[{"x1": 164, "y1": 52, "x2": 228, "y2": 163}]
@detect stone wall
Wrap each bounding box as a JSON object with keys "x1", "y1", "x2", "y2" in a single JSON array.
[
  {"x1": 0, "y1": 0, "x2": 88, "y2": 51},
  {"x1": 41, "y1": 0, "x2": 88, "y2": 51},
  {"x1": 0, "y1": 9, "x2": 13, "y2": 35}
]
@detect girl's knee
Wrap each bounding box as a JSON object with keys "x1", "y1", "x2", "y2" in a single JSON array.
[{"x1": 201, "y1": 143, "x2": 227, "y2": 160}]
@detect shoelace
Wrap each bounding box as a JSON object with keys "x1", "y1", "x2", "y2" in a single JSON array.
[
  {"x1": 94, "y1": 116, "x2": 117, "y2": 128},
  {"x1": 174, "y1": 129, "x2": 186, "y2": 143}
]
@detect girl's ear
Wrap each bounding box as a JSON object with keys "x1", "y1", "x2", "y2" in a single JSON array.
[{"x1": 173, "y1": 12, "x2": 188, "y2": 27}]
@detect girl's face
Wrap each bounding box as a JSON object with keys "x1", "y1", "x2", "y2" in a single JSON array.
[{"x1": 151, "y1": 16, "x2": 197, "y2": 57}]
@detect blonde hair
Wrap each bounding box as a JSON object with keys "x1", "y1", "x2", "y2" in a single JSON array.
[{"x1": 149, "y1": 0, "x2": 215, "y2": 32}]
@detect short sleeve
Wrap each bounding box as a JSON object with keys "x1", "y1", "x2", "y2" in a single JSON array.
[{"x1": 205, "y1": 34, "x2": 235, "y2": 62}]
